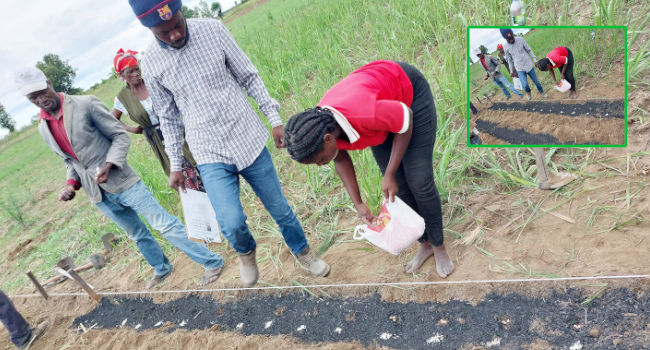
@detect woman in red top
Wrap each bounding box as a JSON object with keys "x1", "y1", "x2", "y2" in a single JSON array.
[
  {"x1": 536, "y1": 46, "x2": 577, "y2": 98},
  {"x1": 284, "y1": 60, "x2": 454, "y2": 278}
]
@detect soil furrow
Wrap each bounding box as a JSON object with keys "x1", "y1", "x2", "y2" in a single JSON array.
[
  {"x1": 488, "y1": 100, "x2": 625, "y2": 119},
  {"x1": 475, "y1": 120, "x2": 578, "y2": 145},
  {"x1": 72, "y1": 288, "x2": 648, "y2": 349}
]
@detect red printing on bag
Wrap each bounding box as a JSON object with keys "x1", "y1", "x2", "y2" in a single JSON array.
[{"x1": 367, "y1": 204, "x2": 391, "y2": 232}]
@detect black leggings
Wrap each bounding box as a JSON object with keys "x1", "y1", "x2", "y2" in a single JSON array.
[
  {"x1": 370, "y1": 61, "x2": 444, "y2": 247},
  {"x1": 558, "y1": 47, "x2": 575, "y2": 91}
]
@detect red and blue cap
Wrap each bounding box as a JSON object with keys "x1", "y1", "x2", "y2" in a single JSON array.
[{"x1": 129, "y1": 0, "x2": 182, "y2": 28}]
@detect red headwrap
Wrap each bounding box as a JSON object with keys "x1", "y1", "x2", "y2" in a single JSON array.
[
  {"x1": 497, "y1": 44, "x2": 503, "y2": 50},
  {"x1": 113, "y1": 49, "x2": 139, "y2": 73}
]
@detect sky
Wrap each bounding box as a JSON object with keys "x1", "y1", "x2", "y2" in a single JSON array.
[
  {"x1": 0, "y1": 0, "x2": 237, "y2": 139},
  {"x1": 468, "y1": 28, "x2": 530, "y2": 63}
]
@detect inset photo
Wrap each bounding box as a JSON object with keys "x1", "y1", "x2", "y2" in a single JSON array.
[{"x1": 467, "y1": 27, "x2": 626, "y2": 147}]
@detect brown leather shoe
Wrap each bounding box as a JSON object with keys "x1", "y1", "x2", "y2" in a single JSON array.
[{"x1": 239, "y1": 249, "x2": 258, "y2": 287}]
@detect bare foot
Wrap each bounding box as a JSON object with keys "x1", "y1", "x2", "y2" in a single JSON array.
[
  {"x1": 432, "y1": 244, "x2": 455, "y2": 278},
  {"x1": 405, "y1": 242, "x2": 434, "y2": 273},
  {"x1": 569, "y1": 91, "x2": 579, "y2": 99}
]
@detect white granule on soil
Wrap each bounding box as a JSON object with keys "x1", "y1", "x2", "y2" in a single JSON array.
[
  {"x1": 569, "y1": 341, "x2": 583, "y2": 350},
  {"x1": 426, "y1": 333, "x2": 444, "y2": 344}
]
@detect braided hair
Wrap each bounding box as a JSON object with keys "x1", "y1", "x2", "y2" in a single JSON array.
[
  {"x1": 285, "y1": 107, "x2": 338, "y2": 162},
  {"x1": 537, "y1": 58, "x2": 551, "y2": 71}
]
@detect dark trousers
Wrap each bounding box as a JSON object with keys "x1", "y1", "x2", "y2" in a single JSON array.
[
  {"x1": 558, "y1": 47, "x2": 576, "y2": 91},
  {"x1": 0, "y1": 290, "x2": 32, "y2": 346},
  {"x1": 370, "y1": 62, "x2": 444, "y2": 247}
]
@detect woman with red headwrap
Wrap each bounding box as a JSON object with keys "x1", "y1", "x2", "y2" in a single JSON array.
[{"x1": 111, "y1": 49, "x2": 203, "y2": 190}]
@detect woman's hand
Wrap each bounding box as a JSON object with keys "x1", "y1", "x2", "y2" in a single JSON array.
[
  {"x1": 381, "y1": 174, "x2": 399, "y2": 203},
  {"x1": 354, "y1": 202, "x2": 377, "y2": 226}
]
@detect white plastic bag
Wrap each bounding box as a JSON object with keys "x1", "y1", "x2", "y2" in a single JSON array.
[
  {"x1": 353, "y1": 196, "x2": 425, "y2": 255},
  {"x1": 554, "y1": 79, "x2": 571, "y2": 93},
  {"x1": 512, "y1": 77, "x2": 523, "y2": 91}
]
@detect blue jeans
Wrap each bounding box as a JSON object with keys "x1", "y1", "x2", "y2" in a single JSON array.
[
  {"x1": 516, "y1": 68, "x2": 544, "y2": 93},
  {"x1": 493, "y1": 74, "x2": 523, "y2": 98},
  {"x1": 0, "y1": 290, "x2": 32, "y2": 347},
  {"x1": 96, "y1": 180, "x2": 223, "y2": 276},
  {"x1": 198, "y1": 147, "x2": 309, "y2": 255}
]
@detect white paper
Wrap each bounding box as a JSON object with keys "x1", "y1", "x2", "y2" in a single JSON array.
[{"x1": 179, "y1": 189, "x2": 222, "y2": 244}]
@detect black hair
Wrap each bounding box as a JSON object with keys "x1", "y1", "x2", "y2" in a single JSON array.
[
  {"x1": 537, "y1": 58, "x2": 551, "y2": 71},
  {"x1": 285, "y1": 107, "x2": 337, "y2": 162}
]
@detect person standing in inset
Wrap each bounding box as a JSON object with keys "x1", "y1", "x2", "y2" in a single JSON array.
[
  {"x1": 111, "y1": 49, "x2": 203, "y2": 190},
  {"x1": 496, "y1": 43, "x2": 510, "y2": 72},
  {"x1": 536, "y1": 46, "x2": 578, "y2": 99},
  {"x1": 284, "y1": 60, "x2": 455, "y2": 278},
  {"x1": 1, "y1": 290, "x2": 47, "y2": 349},
  {"x1": 476, "y1": 50, "x2": 523, "y2": 100},
  {"x1": 501, "y1": 28, "x2": 546, "y2": 100},
  {"x1": 128, "y1": 0, "x2": 330, "y2": 287}
]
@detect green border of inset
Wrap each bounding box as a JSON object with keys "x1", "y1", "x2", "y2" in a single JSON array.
[{"x1": 466, "y1": 25, "x2": 627, "y2": 148}]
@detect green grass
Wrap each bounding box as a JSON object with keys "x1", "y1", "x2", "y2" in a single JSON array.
[{"x1": 1, "y1": 0, "x2": 649, "y2": 292}]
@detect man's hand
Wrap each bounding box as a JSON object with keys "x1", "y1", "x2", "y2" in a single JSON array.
[
  {"x1": 484, "y1": 74, "x2": 489, "y2": 80},
  {"x1": 129, "y1": 125, "x2": 143, "y2": 134},
  {"x1": 272, "y1": 125, "x2": 285, "y2": 149},
  {"x1": 381, "y1": 174, "x2": 399, "y2": 203},
  {"x1": 58, "y1": 185, "x2": 76, "y2": 201},
  {"x1": 354, "y1": 202, "x2": 377, "y2": 226},
  {"x1": 511, "y1": 71, "x2": 518, "y2": 78},
  {"x1": 94, "y1": 163, "x2": 115, "y2": 184},
  {"x1": 534, "y1": 61, "x2": 538, "y2": 68},
  {"x1": 169, "y1": 171, "x2": 186, "y2": 193}
]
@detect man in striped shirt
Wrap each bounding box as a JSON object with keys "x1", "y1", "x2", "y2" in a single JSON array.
[
  {"x1": 129, "y1": 0, "x2": 330, "y2": 287},
  {"x1": 500, "y1": 29, "x2": 547, "y2": 100}
]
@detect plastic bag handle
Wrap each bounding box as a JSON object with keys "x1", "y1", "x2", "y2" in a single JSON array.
[{"x1": 353, "y1": 225, "x2": 368, "y2": 240}]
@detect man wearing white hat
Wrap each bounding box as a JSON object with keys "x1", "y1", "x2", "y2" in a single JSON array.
[{"x1": 14, "y1": 67, "x2": 225, "y2": 289}]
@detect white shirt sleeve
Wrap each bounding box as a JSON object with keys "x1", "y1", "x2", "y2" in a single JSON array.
[
  {"x1": 397, "y1": 102, "x2": 410, "y2": 134},
  {"x1": 113, "y1": 97, "x2": 127, "y2": 114}
]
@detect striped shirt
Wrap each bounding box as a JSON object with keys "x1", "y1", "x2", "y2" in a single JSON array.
[
  {"x1": 503, "y1": 36, "x2": 537, "y2": 74},
  {"x1": 140, "y1": 18, "x2": 282, "y2": 171}
]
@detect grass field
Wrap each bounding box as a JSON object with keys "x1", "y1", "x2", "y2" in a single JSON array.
[
  {"x1": 469, "y1": 27, "x2": 626, "y2": 99},
  {"x1": 1, "y1": 0, "x2": 649, "y2": 293}
]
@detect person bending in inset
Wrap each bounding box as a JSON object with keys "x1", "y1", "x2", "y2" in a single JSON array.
[
  {"x1": 284, "y1": 60, "x2": 455, "y2": 278},
  {"x1": 536, "y1": 46, "x2": 578, "y2": 99}
]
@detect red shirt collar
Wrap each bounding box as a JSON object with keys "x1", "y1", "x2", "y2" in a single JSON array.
[{"x1": 39, "y1": 93, "x2": 64, "y2": 121}]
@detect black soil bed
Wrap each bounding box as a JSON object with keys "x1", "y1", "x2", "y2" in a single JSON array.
[
  {"x1": 475, "y1": 119, "x2": 589, "y2": 145},
  {"x1": 73, "y1": 288, "x2": 648, "y2": 349},
  {"x1": 488, "y1": 100, "x2": 624, "y2": 119}
]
